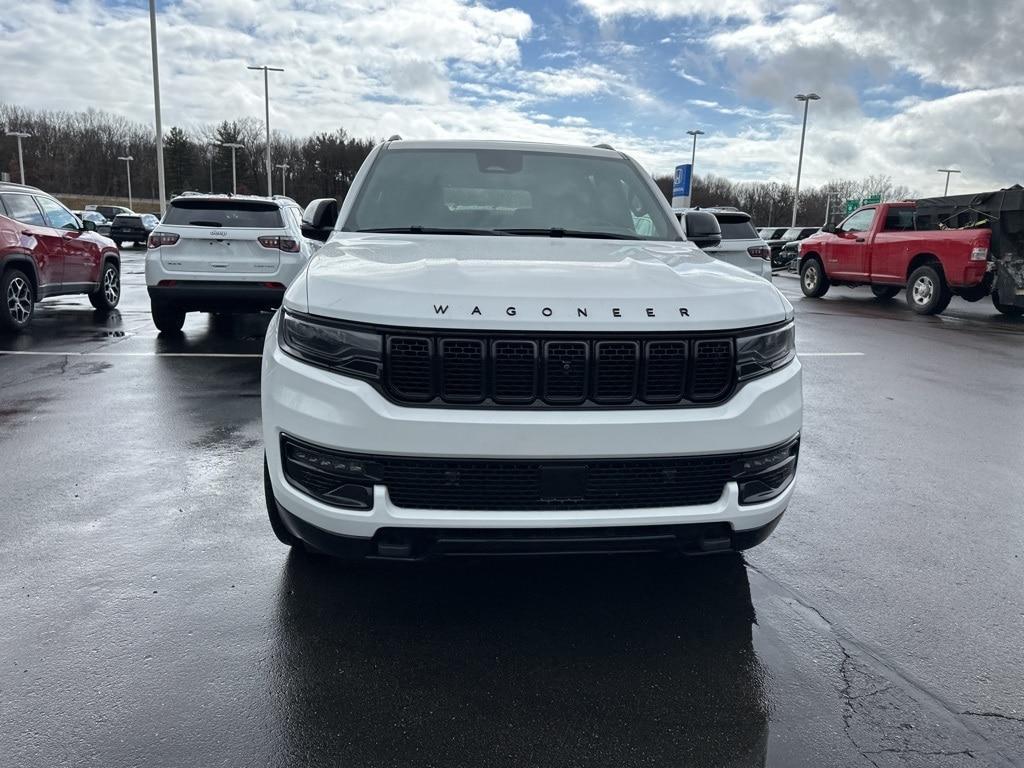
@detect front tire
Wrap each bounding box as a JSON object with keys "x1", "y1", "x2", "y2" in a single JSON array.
[
  {"x1": 88, "y1": 261, "x2": 120, "y2": 312},
  {"x1": 871, "y1": 285, "x2": 900, "y2": 300},
  {"x1": 1, "y1": 267, "x2": 35, "y2": 331},
  {"x1": 800, "y1": 257, "x2": 830, "y2": 297},
  {"x1": 265, "y1": 456, "x2": 304, "y2": 548},
  {"x1": 151, "y1": 301, "x2": 186, "y2": 333},
  {"x1": 906, "y1": 265, "x2": 951, "y2": 315}
]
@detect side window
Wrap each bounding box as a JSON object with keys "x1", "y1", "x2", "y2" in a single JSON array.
[
  {"x1": 840, "y1": 208, "x2": 876, "y2": 233},
  {"x1": 0, "y1": 193, "x2": 46, "y2": 227},
  {"x1": 883, "y1": 208, "x2": 916, "y2": 232},
  {"x1": 36, "y1": 197, "x2": 80, "y2": 231}
]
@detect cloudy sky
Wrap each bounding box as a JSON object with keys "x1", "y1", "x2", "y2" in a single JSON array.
[{"x1": 2, "y1": 0, "x2": 1022, "y2": 193}]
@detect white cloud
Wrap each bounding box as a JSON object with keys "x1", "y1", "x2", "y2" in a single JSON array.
[
  {"x1": 677, "y1": 69, "x2": 706, "y2": 86},
  {"x1": 574, "y1": 0, "x2": 771, "y2": 20}
]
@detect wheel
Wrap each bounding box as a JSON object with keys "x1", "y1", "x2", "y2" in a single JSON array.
[
  {"x1": 992, "y1": 288, "x2": 1024, "y2": 317},
  {"x1": 871, "y1": 285, "x2": 900, "y2": 300},
  {"x1": 800, "y1": 257, "x2": 830, "y2": 298},
  {"x1": 1, "y1": 267, "x2": 35, "y2": 331},
  {"x1": 906, "y1": 265, "x2": 952, "y2": 315},
  {"x1": 151, "y1": 301, "x2": 186, "y2": 333},
  {"x1": 265, "y1": 456, "x2": 304, "y2": 548},
  {"x1": 88, "y1": 261, "x2": 120, "y2": 312}
]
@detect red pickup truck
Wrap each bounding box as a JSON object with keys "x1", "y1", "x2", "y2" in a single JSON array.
[{"x1": 797, "y1": 201, "x2": 992, "y2": 315}]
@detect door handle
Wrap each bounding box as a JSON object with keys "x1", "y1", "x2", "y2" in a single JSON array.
[
  {"x1": 855, "y1": 237, "x2": 865, "y2": 243},
  {"x1": 20, "y1": 230, "x2": 33, "y2": 236}
]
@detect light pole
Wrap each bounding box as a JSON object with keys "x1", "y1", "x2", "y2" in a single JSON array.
[
  {"x1": 937, "y1": 168, "x2": 961, "y2": 196},
  {"x1": 207, "y1": 144, "x2": 216, "y2": 192},
  {"x1": 686, "y1": 129, "x2": 704, "y2": 197},
  {"x1": 791, "y1": 92, "x2": 821, "y2": 226},
  {"x1": 275, "y1": 163, "x2": 289, "y2": 197},
  {"x1": 5, "y1": 131, "x2": 30, "y2": 184},
  {"x1": 118, "y1": 155, "x2": 134, "y2": 210},
  {"x1": 247, "y1": 64, "x2": 284, "y2": 196},
  {"x1": 219, "y1": 142, "x2": 243, "y2": 194},
  {"x1": 149, "y1": 0, "x2": 166, "y2": 216}
]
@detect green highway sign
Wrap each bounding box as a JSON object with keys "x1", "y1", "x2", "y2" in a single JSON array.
[{"x1": 845, "y1": 195, "x2": 883, "y2": 214}]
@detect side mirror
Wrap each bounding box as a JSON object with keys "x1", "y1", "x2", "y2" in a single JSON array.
[
  {"x1": 301, "y1": 198, "x2": 339, "y2": 242},
  {"x1": 684, "y1": 210, "x2": 722, "y2": 249},
  {"x1": 81, "y1": 219, "x2": 97, "y2": 232}
]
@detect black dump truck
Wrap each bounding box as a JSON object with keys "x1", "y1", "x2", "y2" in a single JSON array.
[{"x1": 916, "y1": 185, "x2": 1024, "y2": 316}]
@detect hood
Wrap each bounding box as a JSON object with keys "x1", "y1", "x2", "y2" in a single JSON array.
[{"x1": 291, "y1": 233, "x2": 789, "y2": 332}]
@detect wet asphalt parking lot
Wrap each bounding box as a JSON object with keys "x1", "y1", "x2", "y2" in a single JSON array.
[{"x1": 1, "y1": 250, "x2": 1023, "y2": 767}]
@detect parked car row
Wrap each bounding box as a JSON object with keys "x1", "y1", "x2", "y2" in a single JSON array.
[{"x1": 758, "y1": 226, "x2": 821, "y2": 269}]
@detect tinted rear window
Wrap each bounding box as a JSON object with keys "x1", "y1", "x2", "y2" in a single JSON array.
[
  {"x1": 114, "y1": 215, "x2": 143, "y2": 226},
  {"x1": 716, "y1": 217, "x2": 757, "y2": 240},
  {"x1": 164, "y1": 200, "x2": 283, "y2": 228}
]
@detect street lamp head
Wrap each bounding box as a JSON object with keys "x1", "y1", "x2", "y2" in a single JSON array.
[
  {"x1": 248, "y1": 65, "x2": 285, "y2": 72},
  {"x1": 937, "y1": 168, "x2": 961, "y2": 174},
  {"x1": 686, "y1": 129, "x2": 705, "y2": 137},
  {"x1": 5, "y1": 131, "x2": 31, "y2": 139},
  {"x1": 795, "y1": 93, "x2": 821, "y2": 101},
  {"x1": 117, "y1": 156, "x2": 134, "y2": 162}
]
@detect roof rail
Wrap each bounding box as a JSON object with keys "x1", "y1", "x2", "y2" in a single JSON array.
[
  {"x1": 387, "y1": 134, "x2": 403, "y2": 142},
  {"x1": 593, "y1": 143, "x2": 615, "y2": 150}
]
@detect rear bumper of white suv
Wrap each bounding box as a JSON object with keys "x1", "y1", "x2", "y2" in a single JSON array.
[
  {"x1": 145, "y1": 256, "x2": 305, "y2": 311},
  {"x1": 261, "y1": 314, "x2": 803, "y2": 559}
]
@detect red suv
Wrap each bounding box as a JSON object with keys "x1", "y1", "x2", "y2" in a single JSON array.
[{"x1": 0, "y1": 183, "x2": 121, "y2": 331}]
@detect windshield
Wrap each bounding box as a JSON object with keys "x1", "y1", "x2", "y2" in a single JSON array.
[
  {"x1": 781, "y1": 228, "x2": 804, "y2": 240},
  {"x1": 345, "y1": 147, "x2": 679, "y2": 241}
]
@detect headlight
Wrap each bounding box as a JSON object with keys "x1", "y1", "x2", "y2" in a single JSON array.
[
  {"x1": 278, "y1": 310, "x2": 383, "y2": 379},
  {"x1": 735, "y1": 322, "x2": 796, "y2": 381}
]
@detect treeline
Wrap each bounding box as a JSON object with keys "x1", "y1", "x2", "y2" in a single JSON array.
[
  {"x1": 0, "y1": 104, "x2": 375, "y2": 206},
  {"x1": 653, "y1": 173, "x2": 913, "y2": 227},
  {"x1": 2, "y1": 103, "x2": 911, "y2": 222}
]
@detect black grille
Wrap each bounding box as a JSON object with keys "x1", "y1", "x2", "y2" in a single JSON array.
[
  {"x1": 384, "y1": 332, "x2": 737, "y2": 407},
  {"x1": 284, "y1": 439, "x2": 740, "y2": 511},
  {"x1": 692, "y1": 340, "x2": 734, "y2": 401}
]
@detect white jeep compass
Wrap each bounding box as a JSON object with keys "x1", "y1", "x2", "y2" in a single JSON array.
[
  {"x1": 146, "y1": 194, "x2": 317, "y2": 333},
  {"x1": 261, "y1": 139, "x2": 802, "y2": 560}
]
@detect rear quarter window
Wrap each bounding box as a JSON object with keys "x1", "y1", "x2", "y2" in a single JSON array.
[
  {"x1": 716, "y1": 217, "x2": 758, "y2": 240},
  {"x1": 164, "y1": 200, "x2": 284, "y2": 228},
  {"x1": 0, "y1": 193, "x2": 46, "y2": 227}
]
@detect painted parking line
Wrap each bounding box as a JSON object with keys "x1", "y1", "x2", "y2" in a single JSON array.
[
  {"x1": 0, "y1": 350, "x2": 262, "y2": 358},
  {"x1": 799, "y1": 352, "x2": 865, "y2": 357},
  {"x1": 0, "y1": 349, "x2": 864, "y2": 359}
]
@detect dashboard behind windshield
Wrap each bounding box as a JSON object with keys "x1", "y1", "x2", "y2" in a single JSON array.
[{"x1": 344, "y1": 147, "x2": 680, "y2": 241}]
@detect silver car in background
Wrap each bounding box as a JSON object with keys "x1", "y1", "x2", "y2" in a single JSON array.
[{"x1": 675, "y1": 208, "x2": 772, "y2": 280}]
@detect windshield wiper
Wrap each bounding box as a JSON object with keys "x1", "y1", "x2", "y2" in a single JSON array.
[
  {"x1": 495, "y1": 228, "x2": 643, "y2": 240},
  {"x1": 355, "y1": 226, "x2": 503, "y2": 236}
]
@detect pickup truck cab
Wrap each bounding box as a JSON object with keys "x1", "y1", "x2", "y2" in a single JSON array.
[{"x1": 798, "y1": 202, "x2": 991, "y2": 314}]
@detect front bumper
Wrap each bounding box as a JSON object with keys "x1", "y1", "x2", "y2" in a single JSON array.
[{"x1": 262, "y1": 313, "x2": 803, "y2": 542}]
